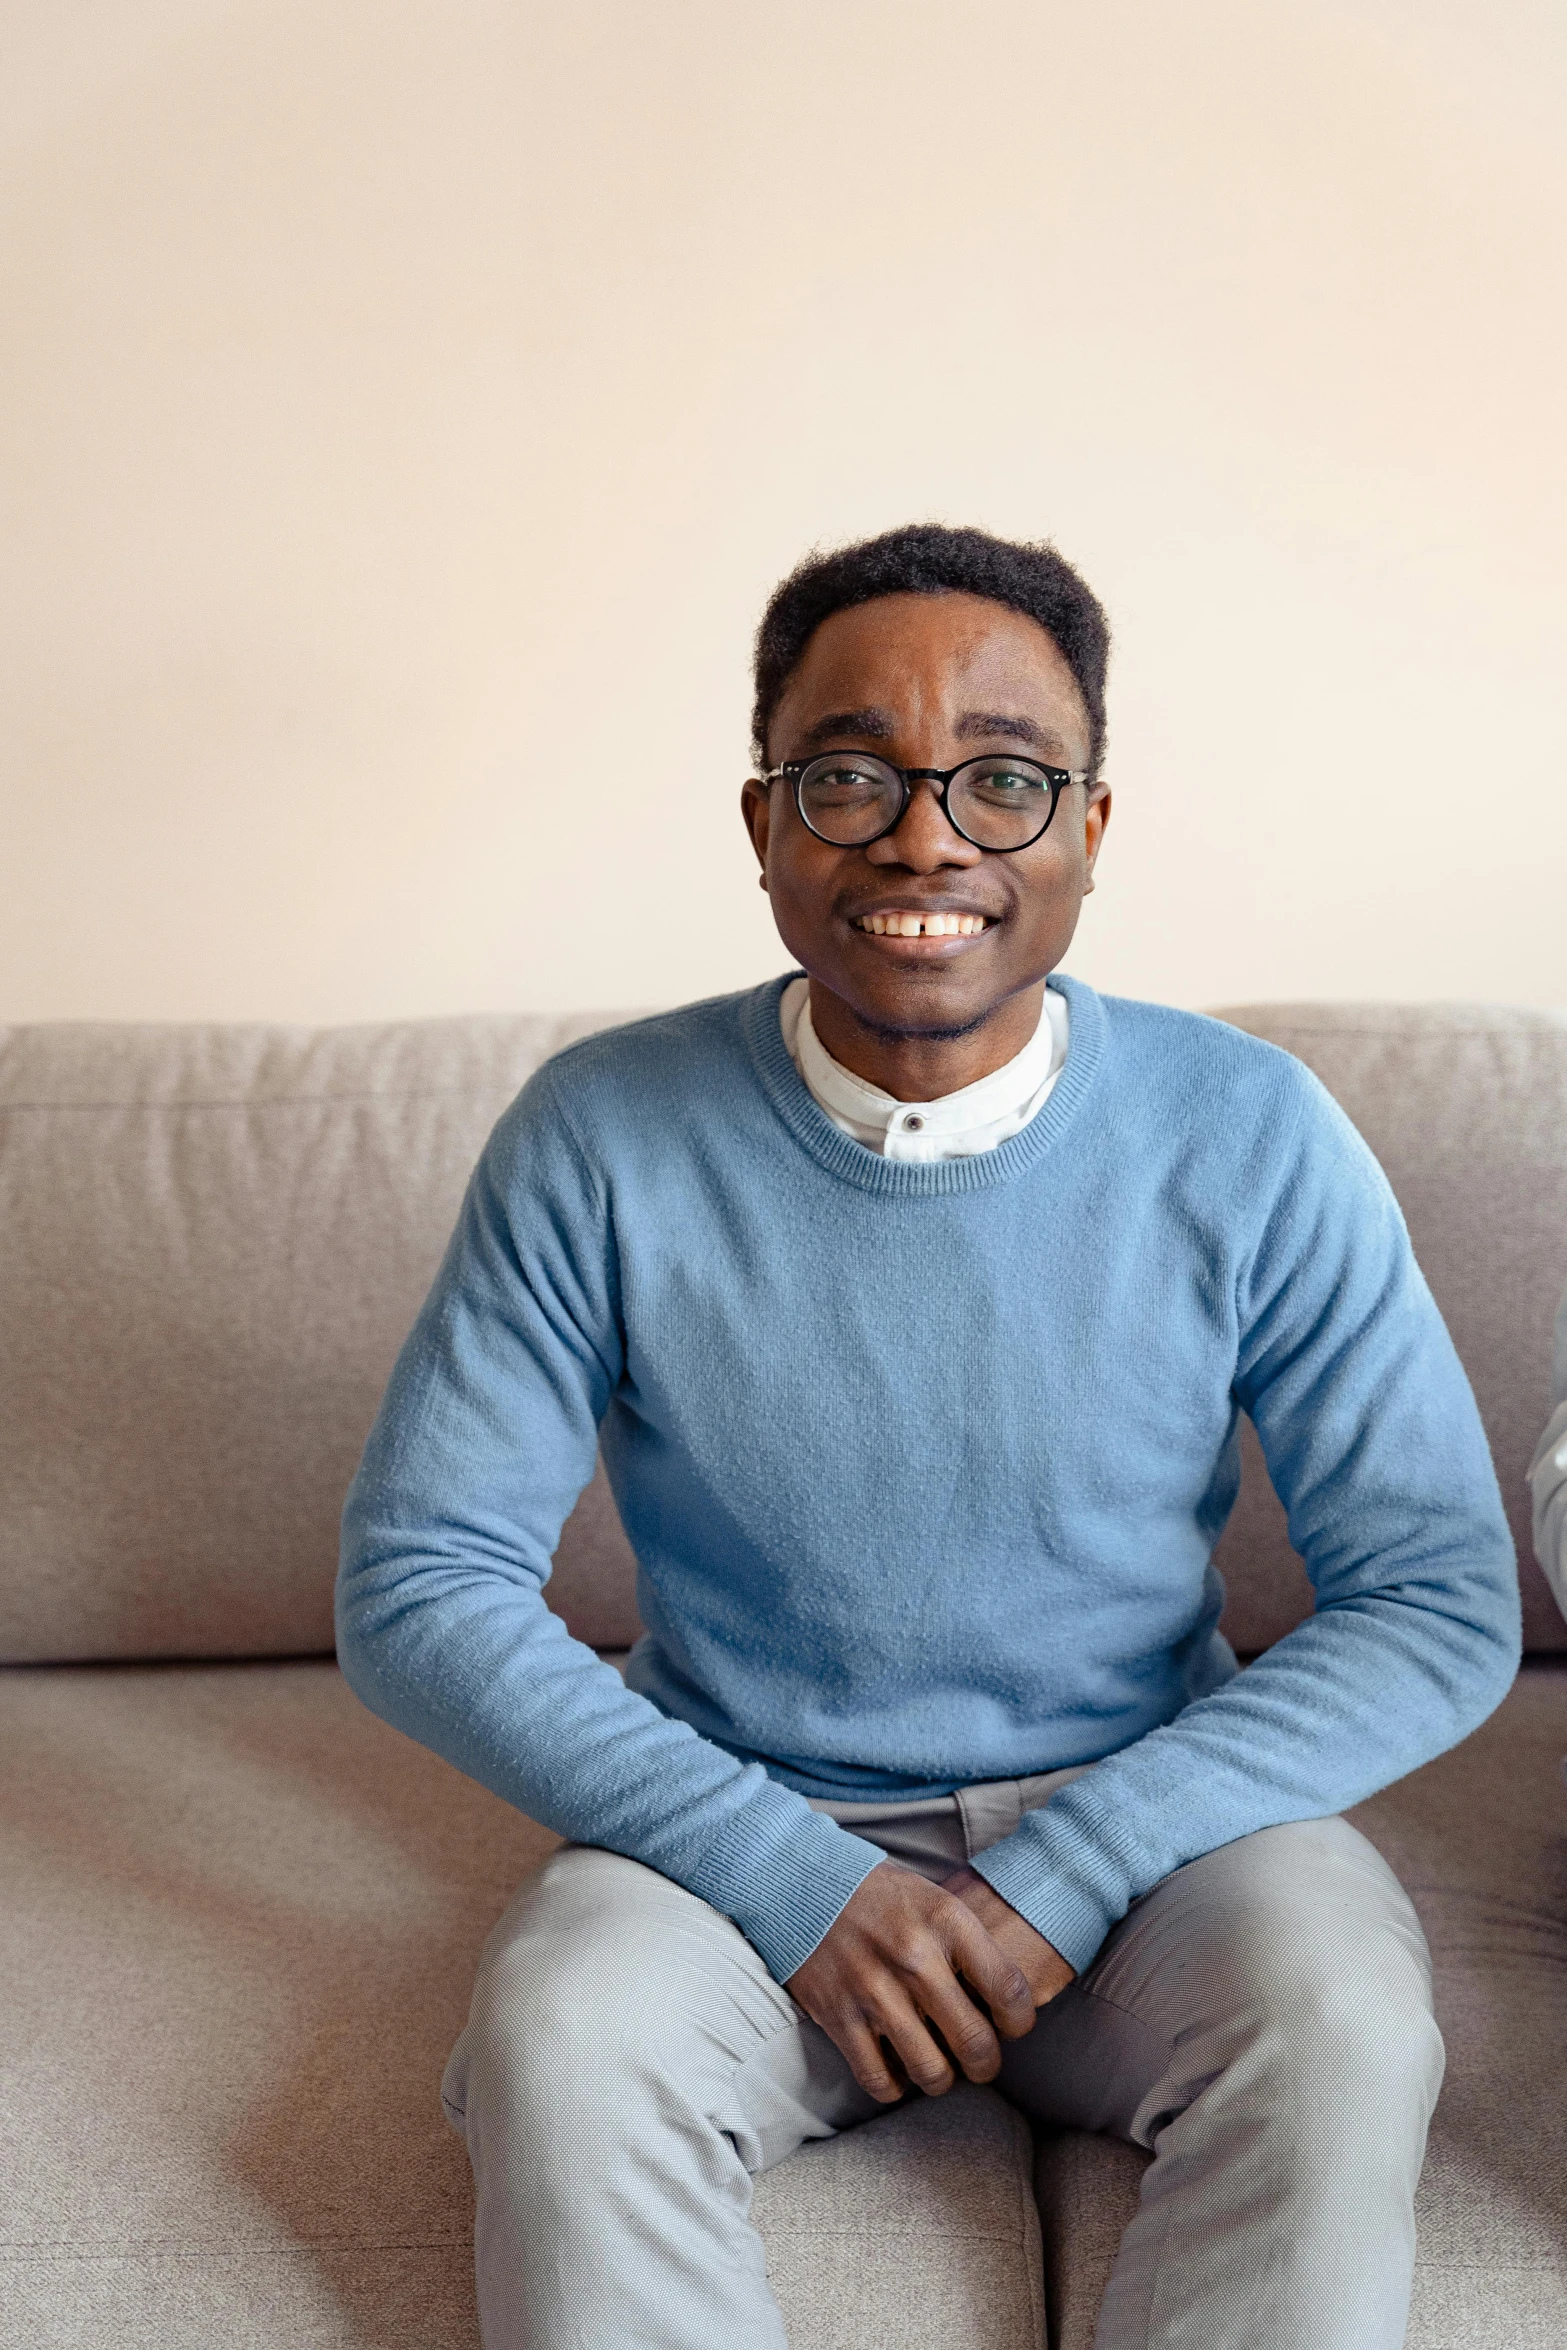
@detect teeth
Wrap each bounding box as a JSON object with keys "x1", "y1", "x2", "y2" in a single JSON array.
[{"x1": 859, "y1": 912, "x2": 987, "y2": 938}]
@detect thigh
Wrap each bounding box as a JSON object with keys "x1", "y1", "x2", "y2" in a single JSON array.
[
  {"x1": 995, "y1": 1815, "x2": 1436, "y2": 2142},
  {"x1": 447, "y1": 1844, "x2": 879, "y2": 2174}
]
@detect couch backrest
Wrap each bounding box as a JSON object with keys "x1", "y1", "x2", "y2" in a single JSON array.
[
  {"x1": 1212, "y1": 1003, "x2": 1567, "y2": 1652},
  {"x1": 3, "y1": 1000, "x2": 1564, "y2": 1664},
  {"x1": 0, "y1": 1016, "x2": 641, "y2": 1662}
]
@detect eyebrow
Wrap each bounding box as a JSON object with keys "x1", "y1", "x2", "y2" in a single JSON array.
[
  {"x1": 798, "y1": 706, "x2": 1074, "y2": 760},
  {"x1": 953, "y1": 710, "x2": 1073, "y2": 759},
  {"x1": 798, "y1": 707, "x2": 897, "y2": 745}
]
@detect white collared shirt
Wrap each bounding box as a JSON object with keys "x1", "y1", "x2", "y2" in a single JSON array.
[{"x1": 778, "y1": 974, "x2": 1070, "y2": 1163}]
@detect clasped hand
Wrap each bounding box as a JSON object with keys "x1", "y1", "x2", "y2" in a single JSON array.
[{"x1": 786, "y1": 1860, "x2": 1075, "y2": 2104}]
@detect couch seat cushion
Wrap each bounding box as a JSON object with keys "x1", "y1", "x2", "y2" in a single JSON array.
[{"x1": 0, "y1": 1659, "x2": 1042, "y2": 2349}]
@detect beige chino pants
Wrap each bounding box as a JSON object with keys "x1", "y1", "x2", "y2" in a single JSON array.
[{"x1": 442, "y1": 1776, "x2": 1441, "y2": 2350}]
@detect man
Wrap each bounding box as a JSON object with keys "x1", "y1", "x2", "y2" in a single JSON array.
[
  {"x1": 1530, "y1": 1276, "x2": 1567, "y2": 1616},
  {"x1": 338, "y1": 524, "x2": 1519, "y2": 2349}
]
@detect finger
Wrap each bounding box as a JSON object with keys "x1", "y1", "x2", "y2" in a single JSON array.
[
  {"x1": 827, "y1": 2010, "x2": 907, "y2": 2105},
  {"x1": 868, "y1": 1986, "x2": 959, "y2": 2097},
  {"x1": 912, "y1": 1974, "x2": 1004, "y2": 2084},
  {"x1": 878, "y1": 1914, "x2": 1005, "y2": 2081},
  {"x1": 941, "y1": 1908, "x2": 1037, "y2": 2039}
]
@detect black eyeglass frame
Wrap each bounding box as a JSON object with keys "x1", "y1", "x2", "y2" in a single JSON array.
[{"x1": 759, "y1": 752, "x2": 1094, "y2": 853}]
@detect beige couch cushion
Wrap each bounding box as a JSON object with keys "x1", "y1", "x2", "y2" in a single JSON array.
[
  {"x1": 6, "y1": 1656, "x2": 1560, "y2": 2347},
  {"x1": 5, "y1": 998, "x2": 1563, "y2": 1663},
  {"x1": 0, "y1": 1018, "x2": 642, "y2": 1663},
  {"x1": 1212, "y1": 1004, "x2": 1567, "y2": 1653},
  {"x1": 1038, "y1": 1661, "x2": 1567, "y2": 2348},
  {"x1": 0, "y1": 1657, "x2": 1043, "y2": 2350},
  {"x1": 4, "y1": 1000, "x2": 1563, "y2": 2345}
]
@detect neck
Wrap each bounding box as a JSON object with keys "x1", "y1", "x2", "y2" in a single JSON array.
[{"x1": 806, "y1": 978, "x2": 1049, "y2": 1101}]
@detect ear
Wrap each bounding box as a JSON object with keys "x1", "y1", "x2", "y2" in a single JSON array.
[
  {"x1": 741, "y1": 777, "x2": 772, "y2": 876},
  {"x1": 1084, "y1": 782, "x2": 1111, "y2": 879}
]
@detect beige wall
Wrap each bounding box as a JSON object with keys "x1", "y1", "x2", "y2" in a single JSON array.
[{"x1": 3, "y1": 0, "x2": 1564, "y2": 1025}]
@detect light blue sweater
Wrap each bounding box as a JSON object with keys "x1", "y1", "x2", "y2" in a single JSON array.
[{"x1": 337, "y1": 975, "x2": 1519, "y2": 1980}]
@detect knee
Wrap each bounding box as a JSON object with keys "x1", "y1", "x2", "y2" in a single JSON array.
[
  {"x1": 463, "y1": 1941, "x2": 620, "y2": 2126},
  {"x1": 451, "y1": 1850, "x2": 750, "y2": 2140},
  {"x1": 1192, "y1": 1822, "x2": 1443, "y2": 2117},
  {"x1": 1274, "y1": 1963, "x2": 1443, "y2": 2114},
  {"x1": 1231, "y1": 1900, "x2": 1443, "y2": 2129}
]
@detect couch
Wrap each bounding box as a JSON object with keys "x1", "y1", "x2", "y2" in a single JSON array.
[{"x1": 3, "y1": 998, "x2": 1566, "y2": 2349}]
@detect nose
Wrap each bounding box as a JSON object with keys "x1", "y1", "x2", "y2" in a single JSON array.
[{"x1": 865, "y1": 777, "x2": 982, "y2": 874}]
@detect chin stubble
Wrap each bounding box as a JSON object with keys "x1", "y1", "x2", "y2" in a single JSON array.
[{"x1": 855, "y1": 1009, "x2": 994, "y2": 1046}]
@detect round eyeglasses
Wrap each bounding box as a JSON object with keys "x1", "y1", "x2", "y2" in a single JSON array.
[{"x1": 760, "y1": 752, "x2": 1091, "y2": 853}]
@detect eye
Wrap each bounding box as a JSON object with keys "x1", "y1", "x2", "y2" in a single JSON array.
[
  {"x1": 961, "y1": 760, "x2": 1050, "y2": 804},
  {"x1": 802, "y1": 758, "x2": 895, "y2": 803}
]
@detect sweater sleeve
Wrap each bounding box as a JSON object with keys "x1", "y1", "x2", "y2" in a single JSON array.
[
  {"x1": 336, "y1": 1065, "x2": 884, "y2": 1984},
  {"x1": 972, "y1": 1072, "x2": 1521, "y2": 1975},
  {"x1": 1528, "y1": 1279, "x2": 1567, "y2": 1622}
]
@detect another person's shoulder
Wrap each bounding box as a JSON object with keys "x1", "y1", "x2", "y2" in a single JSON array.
[{"x1": 1529, "y1": 1275, "x2": 1567, "y2": 1625}]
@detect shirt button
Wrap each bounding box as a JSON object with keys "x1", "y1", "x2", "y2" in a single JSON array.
[{"x1": 903, "y1": 1115, "x2": 924, "y2": 1131}]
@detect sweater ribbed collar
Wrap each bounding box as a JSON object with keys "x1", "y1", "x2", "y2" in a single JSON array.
[{"x1": 741, "y1": 970, "x2": 1105, "y2": 1196}]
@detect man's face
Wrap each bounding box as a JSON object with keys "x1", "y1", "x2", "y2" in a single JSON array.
[{"x1": 742, "y1": 591, "x2": 1108, "y2": 1046}]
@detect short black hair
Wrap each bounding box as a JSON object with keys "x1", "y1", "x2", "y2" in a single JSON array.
[{"x1": 751, "y1": 523, "x2": 1111, "y2": 776}]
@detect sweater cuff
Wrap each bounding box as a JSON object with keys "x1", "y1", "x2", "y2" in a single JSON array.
[
  {"x1": 969, "y1": 1816, "x2": 1121, "y2": 1977},
  {"x1": 695, "y1": 1801, "x2": 889, "y2": 1983}
]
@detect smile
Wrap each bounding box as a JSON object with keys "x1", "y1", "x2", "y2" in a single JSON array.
[{"x1": 854, "y1": 912, "x2": 990, "y2": 938}]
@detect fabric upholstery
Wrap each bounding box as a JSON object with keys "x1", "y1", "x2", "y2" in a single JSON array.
[
  {"x1": 0, "y1": 1658, "x2": 1043, "y2": 2350},
  {"x1": 1037, "y1": 1662, "x2": 1567, "y2": 2347},
  {"x1": 5, "y1": 998, "x2": 1565, "y2": 2341},
  {"x1": 6, "y1": 999, "x2": 1562, "y2": 1668},
  {"x1": 0, "y1": 1016, "x2": 643, "y2": 1662},
  {"x1": 5, "y1": 1659, "x2": 1562, "y2": 2347},
  {"x1": 752, "y1": 2089, "x2": 1046, "y2": 2350}
]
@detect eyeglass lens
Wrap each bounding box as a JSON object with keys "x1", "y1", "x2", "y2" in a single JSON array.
[{"x1": 797, "y1": 754, "x2": 1057, "y2": 850}]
